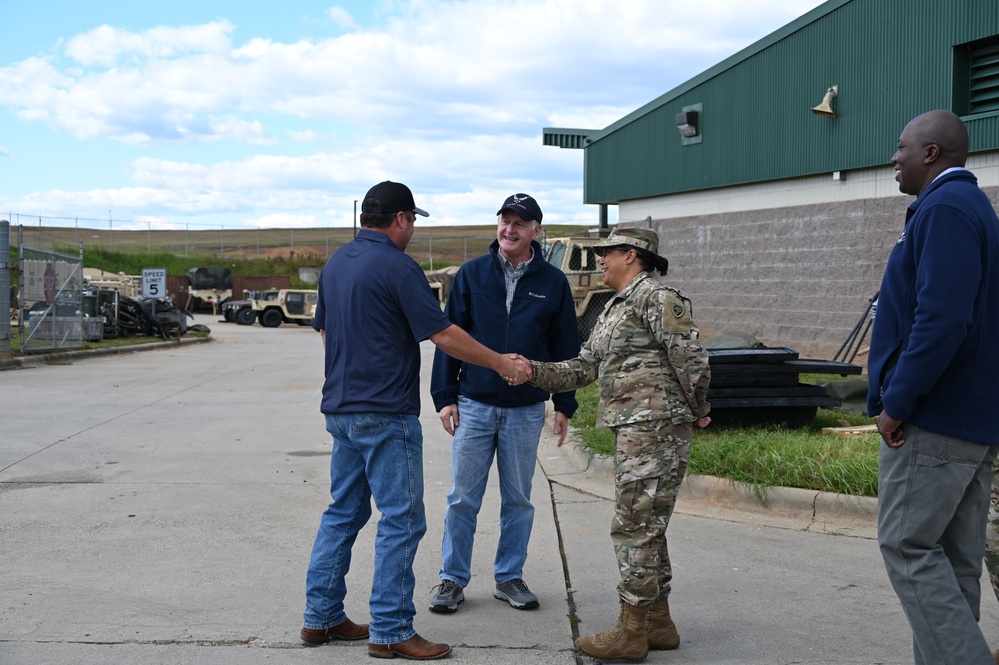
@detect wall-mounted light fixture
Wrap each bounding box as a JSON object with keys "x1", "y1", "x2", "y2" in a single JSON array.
[
  {"x1": 675, "y1": 111, "x2": 698, "y2": 138},
  {"x1": 811, "y1": 85, "x2": 838, "y2": 118},
  {"x1": 676, "y1": 103, "x2": 703, "y2": 145}
]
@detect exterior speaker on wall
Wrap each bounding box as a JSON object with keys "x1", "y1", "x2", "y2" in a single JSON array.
[{"x1": 811, "y1": 85, "x2": 838, "y2": 118}]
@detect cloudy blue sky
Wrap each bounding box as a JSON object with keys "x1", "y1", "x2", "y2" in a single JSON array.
[{"x1": 0, "y1": 0, "x2": 825, "y2": 230}]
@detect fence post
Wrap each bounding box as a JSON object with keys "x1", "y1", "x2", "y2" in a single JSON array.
[{"x1": 0, "y1": 219, "x2": 10, "y2": 355}]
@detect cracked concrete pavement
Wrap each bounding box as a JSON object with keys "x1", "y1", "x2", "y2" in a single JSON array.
[{"x1": 3, "y1": 314, "x2": 997, "y2": 664}]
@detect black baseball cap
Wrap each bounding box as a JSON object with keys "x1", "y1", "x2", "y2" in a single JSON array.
[
  {"x1": 361, "y1": 181, "x2": 429, "y2": 217},
  {"x1": 496, "y1": 193, "x2": 543, "y2": 223}
]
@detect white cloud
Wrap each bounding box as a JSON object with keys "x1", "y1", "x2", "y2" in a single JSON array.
[
  {"x1": 1, "y1": 130, "x2": 588, "y2": 226},
  {"x1": 0, "y1": 0, "x2": 825, "y2": 227},
  {"x1": 245, "y1": 212, "x2": 320, "y2": 228},
  {"x1": 135, "y1": 215, "x2": 184, "y2": 230},
  {"x1": 0, "y1": 144, "x2": 11, "y2": 156},
  {"x1": 327, "y1": 7, "x2": 359, "y2": 31},
  {"x1": 99, "y1": 215, "x2": 187, "y2": 231},
  {"x1": 0, "y1": 0, "x2": 824, "y2": 146},
  {"x1": 289, "y1": 129, "x2": 320, "y2": 143},
  {"x1": 64, "y1": 21, "x2": 235, "y2": 67},
  {"x1": 126, "y1": 132, "x2": 579, "y2": 198},
  {"x1": 545, "y1": 106, "x2": 638, "y2": 132}
]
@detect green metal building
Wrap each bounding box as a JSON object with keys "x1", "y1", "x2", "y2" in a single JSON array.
[{"x1": 546, "y1": 0, "x2": 999, "y2": 360}]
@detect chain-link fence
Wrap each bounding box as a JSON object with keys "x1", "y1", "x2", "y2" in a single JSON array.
[
  {"x1": 6, "y1": 214, "x2": 585, "y2": 269},
  {"x1": 18, "y1": 226, "x2": 86, "y2": 353},
  {"x1": 7, "y1": 215, "x2": 506, "y2": 268},
  {"x1": 4, "y1": 216, "x2": 596, "y2": 348}
]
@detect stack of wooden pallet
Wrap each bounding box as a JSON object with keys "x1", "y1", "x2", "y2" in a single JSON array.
[{"x1": 706, "y1": 347, "x2": 862, "y2": 428}]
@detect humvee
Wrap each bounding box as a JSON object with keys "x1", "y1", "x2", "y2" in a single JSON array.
[
  {"x1": 236, "y1": 289, "x2": 318, "y2": 327},
  {"x1": 543, "y1": 236, "x2": 614, "y2": 342},
  {"x1": 222, "y1": 289, "x2": 278, "y2": 323}
]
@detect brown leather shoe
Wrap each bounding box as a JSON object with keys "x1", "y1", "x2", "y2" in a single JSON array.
[
  {"x1": 367, "y1": 633, "x2": 452, "y2": 660},
  {"x1": 300, "y1": 617, "x2": 370, "y2": 645}
]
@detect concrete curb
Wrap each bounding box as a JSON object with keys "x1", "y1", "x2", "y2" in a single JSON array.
[
  {"x1": 538, "y1": 419, "x2": 878, "y2": 537},
  {"x1": 680, "y1": 473, "x2": 878, "y2": 530},
  {"x1": 0, "y1": 335, "x2": 212, "y2": 371}
]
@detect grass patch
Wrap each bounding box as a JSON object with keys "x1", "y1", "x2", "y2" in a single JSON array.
[
  {"x1": 570, "y1": 378, "x2": 879, "y2": 497},
  {"x1": 689, "y1": 423, "x2": 879, "y2": 497}
]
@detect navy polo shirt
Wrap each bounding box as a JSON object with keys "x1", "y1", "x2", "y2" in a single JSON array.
[{"x1": 314, "y1": 229, "x2": 451, "y2": 415}]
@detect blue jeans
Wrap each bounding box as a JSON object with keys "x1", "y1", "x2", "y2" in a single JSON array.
[
  {"x1": 878, "y1": 423, "x2": 997, "y2": 665},
  {"x1": 439, "y1": 396, "x2": 546, "y2": 588},
  {"x1": 304, "y1": 413, "x2": 427, "y2": 645}
]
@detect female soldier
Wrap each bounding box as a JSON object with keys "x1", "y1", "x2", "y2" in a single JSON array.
[{"x1": 524, "y1": 226, "x2": 710, "y2": 662}]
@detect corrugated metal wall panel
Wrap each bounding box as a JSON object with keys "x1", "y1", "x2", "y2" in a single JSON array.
[{"x1": 584, "y1": 0, "x2": 999, "y2": 204}]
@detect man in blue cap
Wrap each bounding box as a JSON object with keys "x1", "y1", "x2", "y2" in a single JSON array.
[{"x1": 428, "y1": 193, "x2": 580, "y2": 614}]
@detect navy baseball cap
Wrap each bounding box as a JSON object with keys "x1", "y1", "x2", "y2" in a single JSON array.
[
  {"x1": 361, "y1": 181, "x2": 429, "y2": 217},
  {"x1": 496, "y1": 193, "x2": 543, "y2": 223}
]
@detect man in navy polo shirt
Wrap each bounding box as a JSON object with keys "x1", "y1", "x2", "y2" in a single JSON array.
[{"x1": 301, "y1": 181, "x2": 530, "y2": 660}]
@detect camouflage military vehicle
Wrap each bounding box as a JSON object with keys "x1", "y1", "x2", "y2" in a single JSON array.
[
  {"x1": 221, "y1": 289, "x2": 278, "y2": 323},
  {"x1": 186, "y1": 267, "x2": 233, "y2": 314},
  {"x1": 543, "y1": 236, "x2": 614, "y2": 342},
  {"x1": 236, "y1": 289, "x2": 318, "y2": 328}
]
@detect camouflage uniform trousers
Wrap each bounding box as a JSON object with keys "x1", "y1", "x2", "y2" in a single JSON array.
[
  {"x1": 985, "y1": 457, "x2": 999, "y2": 604},
  {"x1": 611, "y1": 418, "x2": 692, "y2": 607}
]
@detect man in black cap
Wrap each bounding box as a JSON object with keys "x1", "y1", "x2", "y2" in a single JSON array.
[
  {"x1": 301, "y1": 181, "x2": 530, "y2": 660},
  {"x1": 428, "y1": 193, "x2": 580, "y2": 614}
]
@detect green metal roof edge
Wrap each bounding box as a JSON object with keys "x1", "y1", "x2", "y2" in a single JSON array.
[
  {"x1": 542, "y1": 127, "x2": 598, "y2": 143},
  {"x1": 586, "y1": 0, "x2": 853, "y2": 145}
]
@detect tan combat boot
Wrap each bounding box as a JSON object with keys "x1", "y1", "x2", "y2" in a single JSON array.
[
  {"x1": 576, "y1": 600, "x2": 649, "y2": 662},
  {"x1": 646, "y1": 596, "x2": 680, "y2": 650}
]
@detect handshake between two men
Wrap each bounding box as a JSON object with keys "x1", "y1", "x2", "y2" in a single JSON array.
[{"x1": 500, "y1": 354, "x2": 533, "y2": 387}]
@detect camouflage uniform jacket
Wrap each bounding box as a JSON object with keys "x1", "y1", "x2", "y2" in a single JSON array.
[{"x1": 530, "y1": 272, "x2": 710, "y2": 428}]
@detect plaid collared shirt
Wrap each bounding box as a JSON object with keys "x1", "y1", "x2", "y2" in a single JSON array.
[{"x1": 499, "y1": 247, "x2": 534, "y2": 314}]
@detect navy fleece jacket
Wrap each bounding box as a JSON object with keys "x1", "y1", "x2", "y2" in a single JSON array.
[
  {"x1": 431, "y1": 240, "x2": 580, "y2": 416},
  {"x1": 867, "y1": 169, "x2": 999, "y2": 444}
]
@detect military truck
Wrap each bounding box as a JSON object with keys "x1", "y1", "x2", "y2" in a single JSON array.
[
  {"x1": 82, "y1": 268, "x2": 141, "y2": 299},
  {"x1": 236, "y1": 289, "x2": 318, "y2": 327},
  {"x1": 186, "y1": 267, "x2": 233, "y2": 314},
  {"x1": 221, "y1": 289, "x2": 278, "y2": 323},
  {"x1": 543, "y1": 236, "x2": 614, "y2": 342}
]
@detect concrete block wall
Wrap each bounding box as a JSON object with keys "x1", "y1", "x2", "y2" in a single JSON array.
[{"x1": 642, "y1": 185, "x2": 999, "y2": 363}]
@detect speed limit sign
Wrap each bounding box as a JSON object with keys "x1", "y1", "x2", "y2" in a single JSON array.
[{"x1": 142, "y1": 268, "x2": 167, "y2": 300}]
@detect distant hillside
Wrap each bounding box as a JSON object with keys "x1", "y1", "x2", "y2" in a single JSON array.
[{"x1": 11, "y1": 223, "x2": 600, "y2": 283}]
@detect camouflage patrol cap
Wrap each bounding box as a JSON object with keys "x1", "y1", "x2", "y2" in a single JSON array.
[{"x1": 592, "y1": 227, "x2": 659, "y2": 254}]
